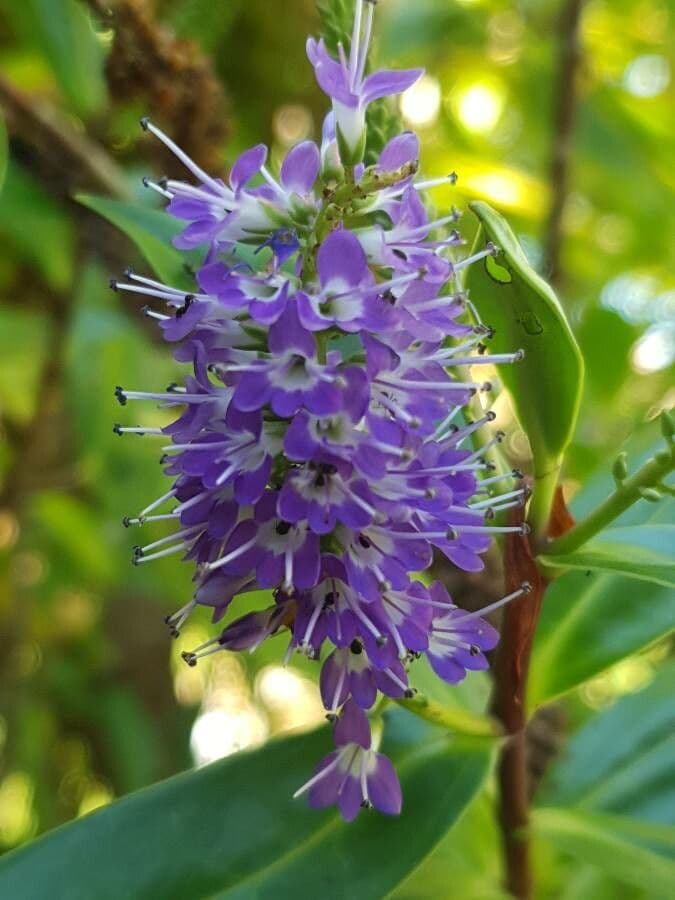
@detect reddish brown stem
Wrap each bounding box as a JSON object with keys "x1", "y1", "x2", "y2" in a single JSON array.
[{"x1": 490, "y1": 490, "x2": 574, "y2": 899}]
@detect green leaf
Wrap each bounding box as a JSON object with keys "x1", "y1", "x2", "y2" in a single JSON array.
[
  {"x1": 540, "y1": 661, "x2": 675, "y2": 825},
  {"x1": 5, "y1": 0, "x2": 106, "y2": 116},
  {"x1": 465, "y1": 202, "x2": 584, "y2": 531},
  {"x1": 76, "y1": 194, "x2": 203, "y2": 290},
  {"x1": 529, "y1": 437, "x2": 675, "y2": 706},
  {"x1": 0, "y1": 110, "x2": 7, "y2": 196},
  {"x1": 0, "y1": 161, "x2": 74, "y2": 290},
  {"x1": 0, "y1": 720, "x2": 493, "y2": 899},
  {"x1": 528, "y1": 568, "x2": 673, "y2": 707},
  {"x1": 539, "y1": 525, "x2": 675, "y2": 588},
  {"x1": 534, "y1": 808, "x2": 675, "y2": 896}
]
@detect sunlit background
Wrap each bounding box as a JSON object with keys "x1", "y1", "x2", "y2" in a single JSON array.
[{"x1": 0, "y1": 0, "x2": 672, "y2": 879}]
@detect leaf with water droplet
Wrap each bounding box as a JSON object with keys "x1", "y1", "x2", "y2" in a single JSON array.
[{"x1": 465, "y1": 201, "x2": 584, "y2": 533}]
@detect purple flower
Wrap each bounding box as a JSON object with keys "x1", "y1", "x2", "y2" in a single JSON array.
[
  {"x1": 294, "y1": 701, "x2": 402, "y2": 820},
  {"x1": 307, "y1": 0, "x2": 422, "y2": 163},
  {"x1": 118, "y1": 0, "x2": 531, "y2": 821}
]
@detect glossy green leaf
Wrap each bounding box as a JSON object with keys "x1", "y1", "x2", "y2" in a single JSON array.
[
  {"x1": 0, "y1": 720, "x2": 493, "y2": 900},
  {"x1": 529, "y1": 568, "x2": 673, "y2": 708},
  {"x1": 540, "y1": 662, "x2": 675, "y2": 825},
  {"x1": 534, "y1": 808, "x2": 675, "y2": 895},
  {"x1": 76, "y1": 194, "x2": 203, "y2": 290},
  {"x1": 529, "y1": 435, "x2": 675, "y2": 707},
  {"x1": 5, "y1": 0, "x2": 106, "y2": 115},
  {"x1": 539, "y1": 525, "x2": 675, "y2": 588},
  {"x1": 465, "y1": 201, "x2": 584, "y2": 530}
]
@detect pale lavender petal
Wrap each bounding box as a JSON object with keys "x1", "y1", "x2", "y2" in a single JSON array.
[{"x1": 281, "y1": 141, "x2": 321, "y2": 194}]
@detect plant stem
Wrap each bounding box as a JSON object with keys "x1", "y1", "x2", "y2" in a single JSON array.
[
  {"x1": 528, "y1": 463, "x2": 561, "y2": 547},
  {"x1": 395, "y1": 694, "x2": 503, "y2": 738},
  {"x1": 543, "y1": 443, "x2": 675, "y2": 557},
  {"x1": 544, "y1": 0, "x2": 586, "y2": 287}
]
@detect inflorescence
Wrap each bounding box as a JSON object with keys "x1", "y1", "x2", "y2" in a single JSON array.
[{"x1": 113, "y1": 0, "x2": 529, "y2": 821}]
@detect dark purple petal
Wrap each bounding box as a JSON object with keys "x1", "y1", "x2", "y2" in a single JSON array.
[
  {"x1": 230, "y1": 144, "x2": 267, "y2": 191},
  {"x1": 334, "y1": 699, "x2": 371, "y2": 748},
  {"x1": 368, "y1": 753, "x2": 402, "y2": 816}
]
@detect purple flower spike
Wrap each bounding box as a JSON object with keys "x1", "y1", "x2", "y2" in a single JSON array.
[{"x1": 122, "y1": 0, "x2": 530, "y2": 822}]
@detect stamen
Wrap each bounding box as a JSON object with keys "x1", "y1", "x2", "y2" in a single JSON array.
[
  {"x1": 113, "y1": 425, "x2": 164, "y2": 436},
  {"x1": 447, "y1": 582, "x2": 532, "y2": 626},
  {"x1": 349, "y1": 0, "x2": 364, "y2": 91},
  {"x1": 470, "y1": 487, "x2": 528, "y2": 510},
  {"x1": 140, "y1": 118, "x2": 224, "y2": 193},
  {"x1": 293, "y1": 750, "x2": 344, "y2": 799},
  {"x1": 203, "y1": 536, "x2": 258, "y2": 572},
  {"x1": 142, "y1": 176, "x2": 173, "y2": 199}
]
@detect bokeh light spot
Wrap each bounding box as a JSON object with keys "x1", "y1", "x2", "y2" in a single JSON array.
[{"x1": 400, "y1": 75, "x2": 441, "y2": 127}]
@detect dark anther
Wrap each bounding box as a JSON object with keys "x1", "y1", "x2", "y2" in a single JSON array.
[
  {"x1": 521, "y1": 581, "x2": 533, "y2": 594},
  {"x1": 109, "y1": 278, "x2": 118, "y2": 292},
  {"x1": 469, "y1": 645, "x2": 480, "y2": 657},
  {"x1": 512, "y1": 468, "x2": 525, "y2": 479},
  {"x1": 477, "y1": 343, "x2": 488, "y2": 355},
  {"x1": 141, "y1": 176, "x2": 150, "y2": 188},
  {"x1": 486, "y1": 410, "x2": 497, "y2": 422},
  {"x1": 449, "y1": 171, "x2": 458, "y2": 185},
  {"x1": 176, "y1": 295, "x2": 194, "y2": 319},
  {"x1": 350, "y1": 639, "x2": 363, "y2": 655},
  {"x1": 158, "y1": 176, "x2": 168, "y2": 189},
  {"x1": 404, "y1": 688, "x2": 416, "y2": 699},
  {"x1": 392, "y1": 248, "x2": 407, "y2": 260},
  {"x1": 122, "y1": 516, "x2": 131, "y2": 528},
  {"x1": 520, "y1": 523, "x2": 531, "y2": 535},
  {"x1": 181, "y1": 651, "x2": 197, "y2": 668},
  {"x1": 358, "y1": 535, "x2": 371, "y2": 549},
  {"x1": 139, "y1": 116, "x2": 150, "y2": 131},
  {"x1": 124, "y1": 266, "x2": 134, "y2": 278},
  {"x1": 381, "y1": 289, "x2": 396, "y2": 305},
  {"x1": 132, "y1": 545, "x2": 143, "y2": 558},
  {"x1": 166, "y1": 382, "x2": 180, "y2": 393},
  {"x1": 325, "y1": 712, "x2": 337, "y2": 723},
  {"x1": 114, "y1": 386, "x2": 127, "y2": 405},
  {"x1": 360, "y1": 799, "x2": 373, "y2": 809},
  {"x1": 275, "y1": 521, "x2": 292, "y2": 536},
  {"x1": 112, "y1": 423, "x2": 123, "y2": 436},
  {"x1": 495, "y1": 430, "x2": 506, "y2": 443}
]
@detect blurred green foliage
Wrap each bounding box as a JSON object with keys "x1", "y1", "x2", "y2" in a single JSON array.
[{"x1": 0, "y1": 0, "x2": 672, "y2": 896}]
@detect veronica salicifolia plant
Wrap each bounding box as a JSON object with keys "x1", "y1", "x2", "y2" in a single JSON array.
[{"x1": 112, "y1": 0, "x2": 530, "y2": 821}]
